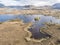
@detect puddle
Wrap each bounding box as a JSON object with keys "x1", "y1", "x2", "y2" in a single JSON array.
[{"x1": 0, "y1": 14, "x2": 60, "y2": 39}]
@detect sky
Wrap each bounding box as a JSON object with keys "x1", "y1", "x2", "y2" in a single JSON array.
[{"x1": 0, "y1": 0, "x2": 60, "y2": 6}]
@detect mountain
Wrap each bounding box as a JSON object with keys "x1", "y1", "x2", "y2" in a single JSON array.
[
  {"x1": 24, "y1": 5, "x2": 35, "y2": 8},
  {"x1": 6, "y1": 6, "x2": 23, "y2": 8},
  {"x1": 0, "y1": 3, "x2": 4, "y2": 7},
  {"x1": 6, "y1": 5, "x2": 35, "y2": 9},
  {"x1": 53, "y1": 3, "x2": 60, "y2": 9}
]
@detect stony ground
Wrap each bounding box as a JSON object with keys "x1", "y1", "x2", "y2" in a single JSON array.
[{"x1": 0, "y1": 20, "x2": 32, "y2": 45}]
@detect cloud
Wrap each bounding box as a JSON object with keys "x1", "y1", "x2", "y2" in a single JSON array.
[
  {"x1": 0, "y1": 0, "x2": 60, "y2": 6},
  {"x1": 12, "y1": 0, "x2": 52, "y2": 6}
]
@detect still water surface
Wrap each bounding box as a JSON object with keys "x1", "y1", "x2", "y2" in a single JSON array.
[{"x1": 0, "y1": 14, "x2": 60, "y2": 39}]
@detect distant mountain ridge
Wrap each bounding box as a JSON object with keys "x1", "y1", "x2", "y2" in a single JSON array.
[
  {"x1": 0, "y1": 3, "x2": 60, "y2": 10},
  {"x1": 6, "y1": 5, "x2": 35, "y2": 8},
  {"x1": 0, "y1": 3, "x2": 4, "y2": 7},
  {"x1": 5, "y1": 5, "x2": 36, "y2": 9},
  {"x1": 53, "y1": 3, "x2": 60, "y2": 9}
]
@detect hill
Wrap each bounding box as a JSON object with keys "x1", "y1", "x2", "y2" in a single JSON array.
[{"x1": 53, "y1": 3, "x2": 60, "y2": 9}]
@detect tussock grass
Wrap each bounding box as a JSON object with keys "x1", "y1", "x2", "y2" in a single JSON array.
[
  {"x1": 0, "y1": 22, "x2": 3, "y2": 24},
  {"x1": 34, "y1": 17, "x2": 40, "y2": 21},
  {"x1": 7, "y1": 18, "x2": 23, "y2": 22}
]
